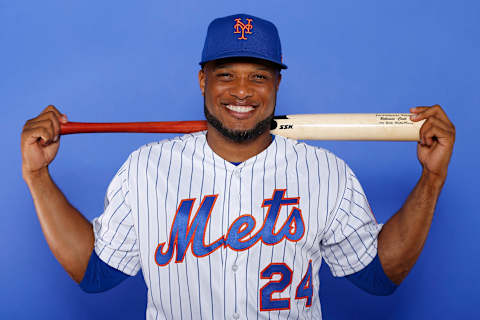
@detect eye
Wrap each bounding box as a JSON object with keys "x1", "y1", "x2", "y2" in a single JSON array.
[
  {"x1": 252, "y1": 73, "x2": 270, "y2": 81},
  {"x1": 216, "y1": 72, "x2": 233, "y2": 80}
]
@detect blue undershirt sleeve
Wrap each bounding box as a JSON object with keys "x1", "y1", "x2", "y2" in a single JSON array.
[
  {"x1": 79, "y1": 250, "x2": 130, "y2": 293},
  {"x1": 345, "y1": 253, "x2": 398, "y2": 296}
]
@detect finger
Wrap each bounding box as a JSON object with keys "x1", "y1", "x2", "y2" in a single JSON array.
[
  {"x1": 24, "y1": 119, "x2": 59, "y2": 144},
  {"x1": 25, "y1": 117, "x2": 57, "y2": 139},
  {"x1": 41, "y1": 104, "x2": 61, "y2": 117},
  {"x1": 41, "y1": 105, "x2": 68, "y2": 123},
  {"x1": 27, "y1": 111, "x2": 64, "y2": 141},
  {"x1": 410, "y1": 105, "x2": 444, "y2": 119},
  {"x1": 410, "y1": 105, "x2": 444, "y2": 115},
  {"x1": 414, "y1": 109, "x2": 455, "y2": 143},
  {"x1": 22, "y1": 126, "x2": 55, "y2": 146},
  {"x1": 419, "y1": 121, "x2": 455, "y2": 147},
  {"x1": 418, "y1": 117, "x2": 455, "y2": 142},
  {"x1": 410, "y1": 105, "x2": 453, "y2": 129},
  {"x1": 25, "y1": 112, "x2": 59, "y2": 127},
  {"x1": 26, "y1": 105, "x2": 67, "y2": 127}
]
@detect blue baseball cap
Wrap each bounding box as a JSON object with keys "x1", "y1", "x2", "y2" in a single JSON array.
[{"x1": 200, "y1": 14, "x2": 287, "y2": 69}]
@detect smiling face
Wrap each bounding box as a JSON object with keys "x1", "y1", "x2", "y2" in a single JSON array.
[{"x1": 199, "y1": 57, "x2": 282, "y2": 143}]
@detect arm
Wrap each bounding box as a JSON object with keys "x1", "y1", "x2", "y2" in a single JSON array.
[
  {"x1": 378, "y1": 105, "x2": 455, "y2": 284},
  {"x1": 21, "y1": 105, "x2": 93, "y2": 283}
]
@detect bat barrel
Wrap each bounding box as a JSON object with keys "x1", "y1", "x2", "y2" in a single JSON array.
[{"x1": 271, "y1": 113, "x2": 423, "y2": 141}]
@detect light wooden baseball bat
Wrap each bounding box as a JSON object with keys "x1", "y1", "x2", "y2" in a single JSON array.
[{"x1": 59, "y1": 113, "x2": 425, "y2": 141}]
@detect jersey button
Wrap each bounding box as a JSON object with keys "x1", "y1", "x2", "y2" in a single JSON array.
[
  {"x1": 232, "y1": 313, "x2": 240, "y2": 319},
  {"x1": 232, "y1": 264, "x2": 238, "y2": 272}
]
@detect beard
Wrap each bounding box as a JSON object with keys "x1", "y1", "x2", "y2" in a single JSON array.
[{"x1": 204, "y1": 103, "x2": 274, "y2": 143}]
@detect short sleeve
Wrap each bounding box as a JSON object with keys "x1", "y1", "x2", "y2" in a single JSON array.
[
  {"x1": 92, "y1": 159, "x2": 140, "y2": 276},
  {"x1": 321, "y1": 163, "x2": 382, "y2": 277}
]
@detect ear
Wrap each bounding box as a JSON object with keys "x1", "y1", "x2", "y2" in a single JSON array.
[{"x1": 198, "y1": 68, "x2": 206, "y2": 96}]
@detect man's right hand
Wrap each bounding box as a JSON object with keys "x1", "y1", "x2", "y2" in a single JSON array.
[
  {"x1": 21, "y1": 105, "x2": 94, "y2": 283},
  {"x1": 21, "y1": 105, "x2": 67, "y2": 179}
]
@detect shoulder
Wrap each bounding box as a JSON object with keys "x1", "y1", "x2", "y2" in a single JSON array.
[
  {"x1": 127, "y1": 131, "x2": 207, "y2": 161},
  {"x1": 274, "y1": 135, "x2": 348, "y2": 167},
  {"x1": 116, "y1": 132, "x2": 207, "y2": 186}
]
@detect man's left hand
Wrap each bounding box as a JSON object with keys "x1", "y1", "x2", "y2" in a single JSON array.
[{"x1": 410, "y1": 105, "x2": 455, "y2": 184}]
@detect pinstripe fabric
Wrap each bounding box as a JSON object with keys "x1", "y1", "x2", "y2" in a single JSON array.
[{"x1": 93, "y1": 132, "x2": 381, "y2": 320}]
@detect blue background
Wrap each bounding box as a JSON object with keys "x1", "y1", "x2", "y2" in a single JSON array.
[{"x1": 1, "y1": 0, "x2": 479, "y2": 319}]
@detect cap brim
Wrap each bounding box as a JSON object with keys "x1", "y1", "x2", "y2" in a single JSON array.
[{"x1": 200, "y1": 52, "x2": 287, "y2": 69}]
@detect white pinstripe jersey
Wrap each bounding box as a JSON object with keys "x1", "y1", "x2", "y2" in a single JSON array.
[{"x1": 93, "y1": 131, "x2": 382, "y2": 320}]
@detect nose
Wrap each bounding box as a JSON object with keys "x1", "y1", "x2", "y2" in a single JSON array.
[{"x1": 229, "y1": 77, "x2": 253, "y2": 100}]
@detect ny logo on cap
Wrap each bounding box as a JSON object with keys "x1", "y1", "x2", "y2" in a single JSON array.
[{"x1": 234, "y1": 18, "x2": 253, "y2": 40}]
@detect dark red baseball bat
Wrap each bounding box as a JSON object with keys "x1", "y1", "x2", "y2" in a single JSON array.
[{"x1": 60, "y1": 121, "x2": 208, "y2": 135}]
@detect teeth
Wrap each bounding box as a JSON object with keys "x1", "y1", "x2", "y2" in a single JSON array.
[{"x1": 226, "y1": 105, "x2": 254, "y2": 113}]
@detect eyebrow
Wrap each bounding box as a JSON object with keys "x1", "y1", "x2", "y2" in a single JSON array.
[
  {"x1": 212, "y1": 63, "x2": 275, "y2": 72},
  {"x1": 212, "y1": 63, "x2": 232, "y2": 70},
  {"x1": 255, "y1": 66, "x2": 274, "y2": 71}
]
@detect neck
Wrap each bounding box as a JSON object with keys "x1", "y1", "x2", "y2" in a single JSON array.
[{"x1": 206, "y1": 124, "x2": 272, "y2": 162}]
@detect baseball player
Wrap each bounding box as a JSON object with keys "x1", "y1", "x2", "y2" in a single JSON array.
[{"x1": 21, "y1": 14, "x2": 455, "y2": 319}]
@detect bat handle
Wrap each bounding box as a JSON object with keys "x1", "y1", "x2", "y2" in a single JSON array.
[{"x1": 60, "y1": 121, "x2": 209, "y2": 135}]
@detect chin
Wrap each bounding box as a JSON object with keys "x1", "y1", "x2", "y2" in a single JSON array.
[{"x1": 204, "y1": 104, "x2": 274, "y2": 143}]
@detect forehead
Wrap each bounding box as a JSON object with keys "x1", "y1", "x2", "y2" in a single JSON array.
[{"x1": 205, "y1": 57, "x2": 280, "y2": 72}]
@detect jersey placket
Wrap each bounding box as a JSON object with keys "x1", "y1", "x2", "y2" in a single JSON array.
[{"x1": 225, "y1": 165, "x2": 245, "y2": 320}]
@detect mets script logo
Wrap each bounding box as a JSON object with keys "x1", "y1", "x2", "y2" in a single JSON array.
[
  {"x1": 234, "y1": 18, "x2": 253, "y2": 40},
  {"x1": 155, "y1": 189, "x2": 305, "y2": 266}
]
